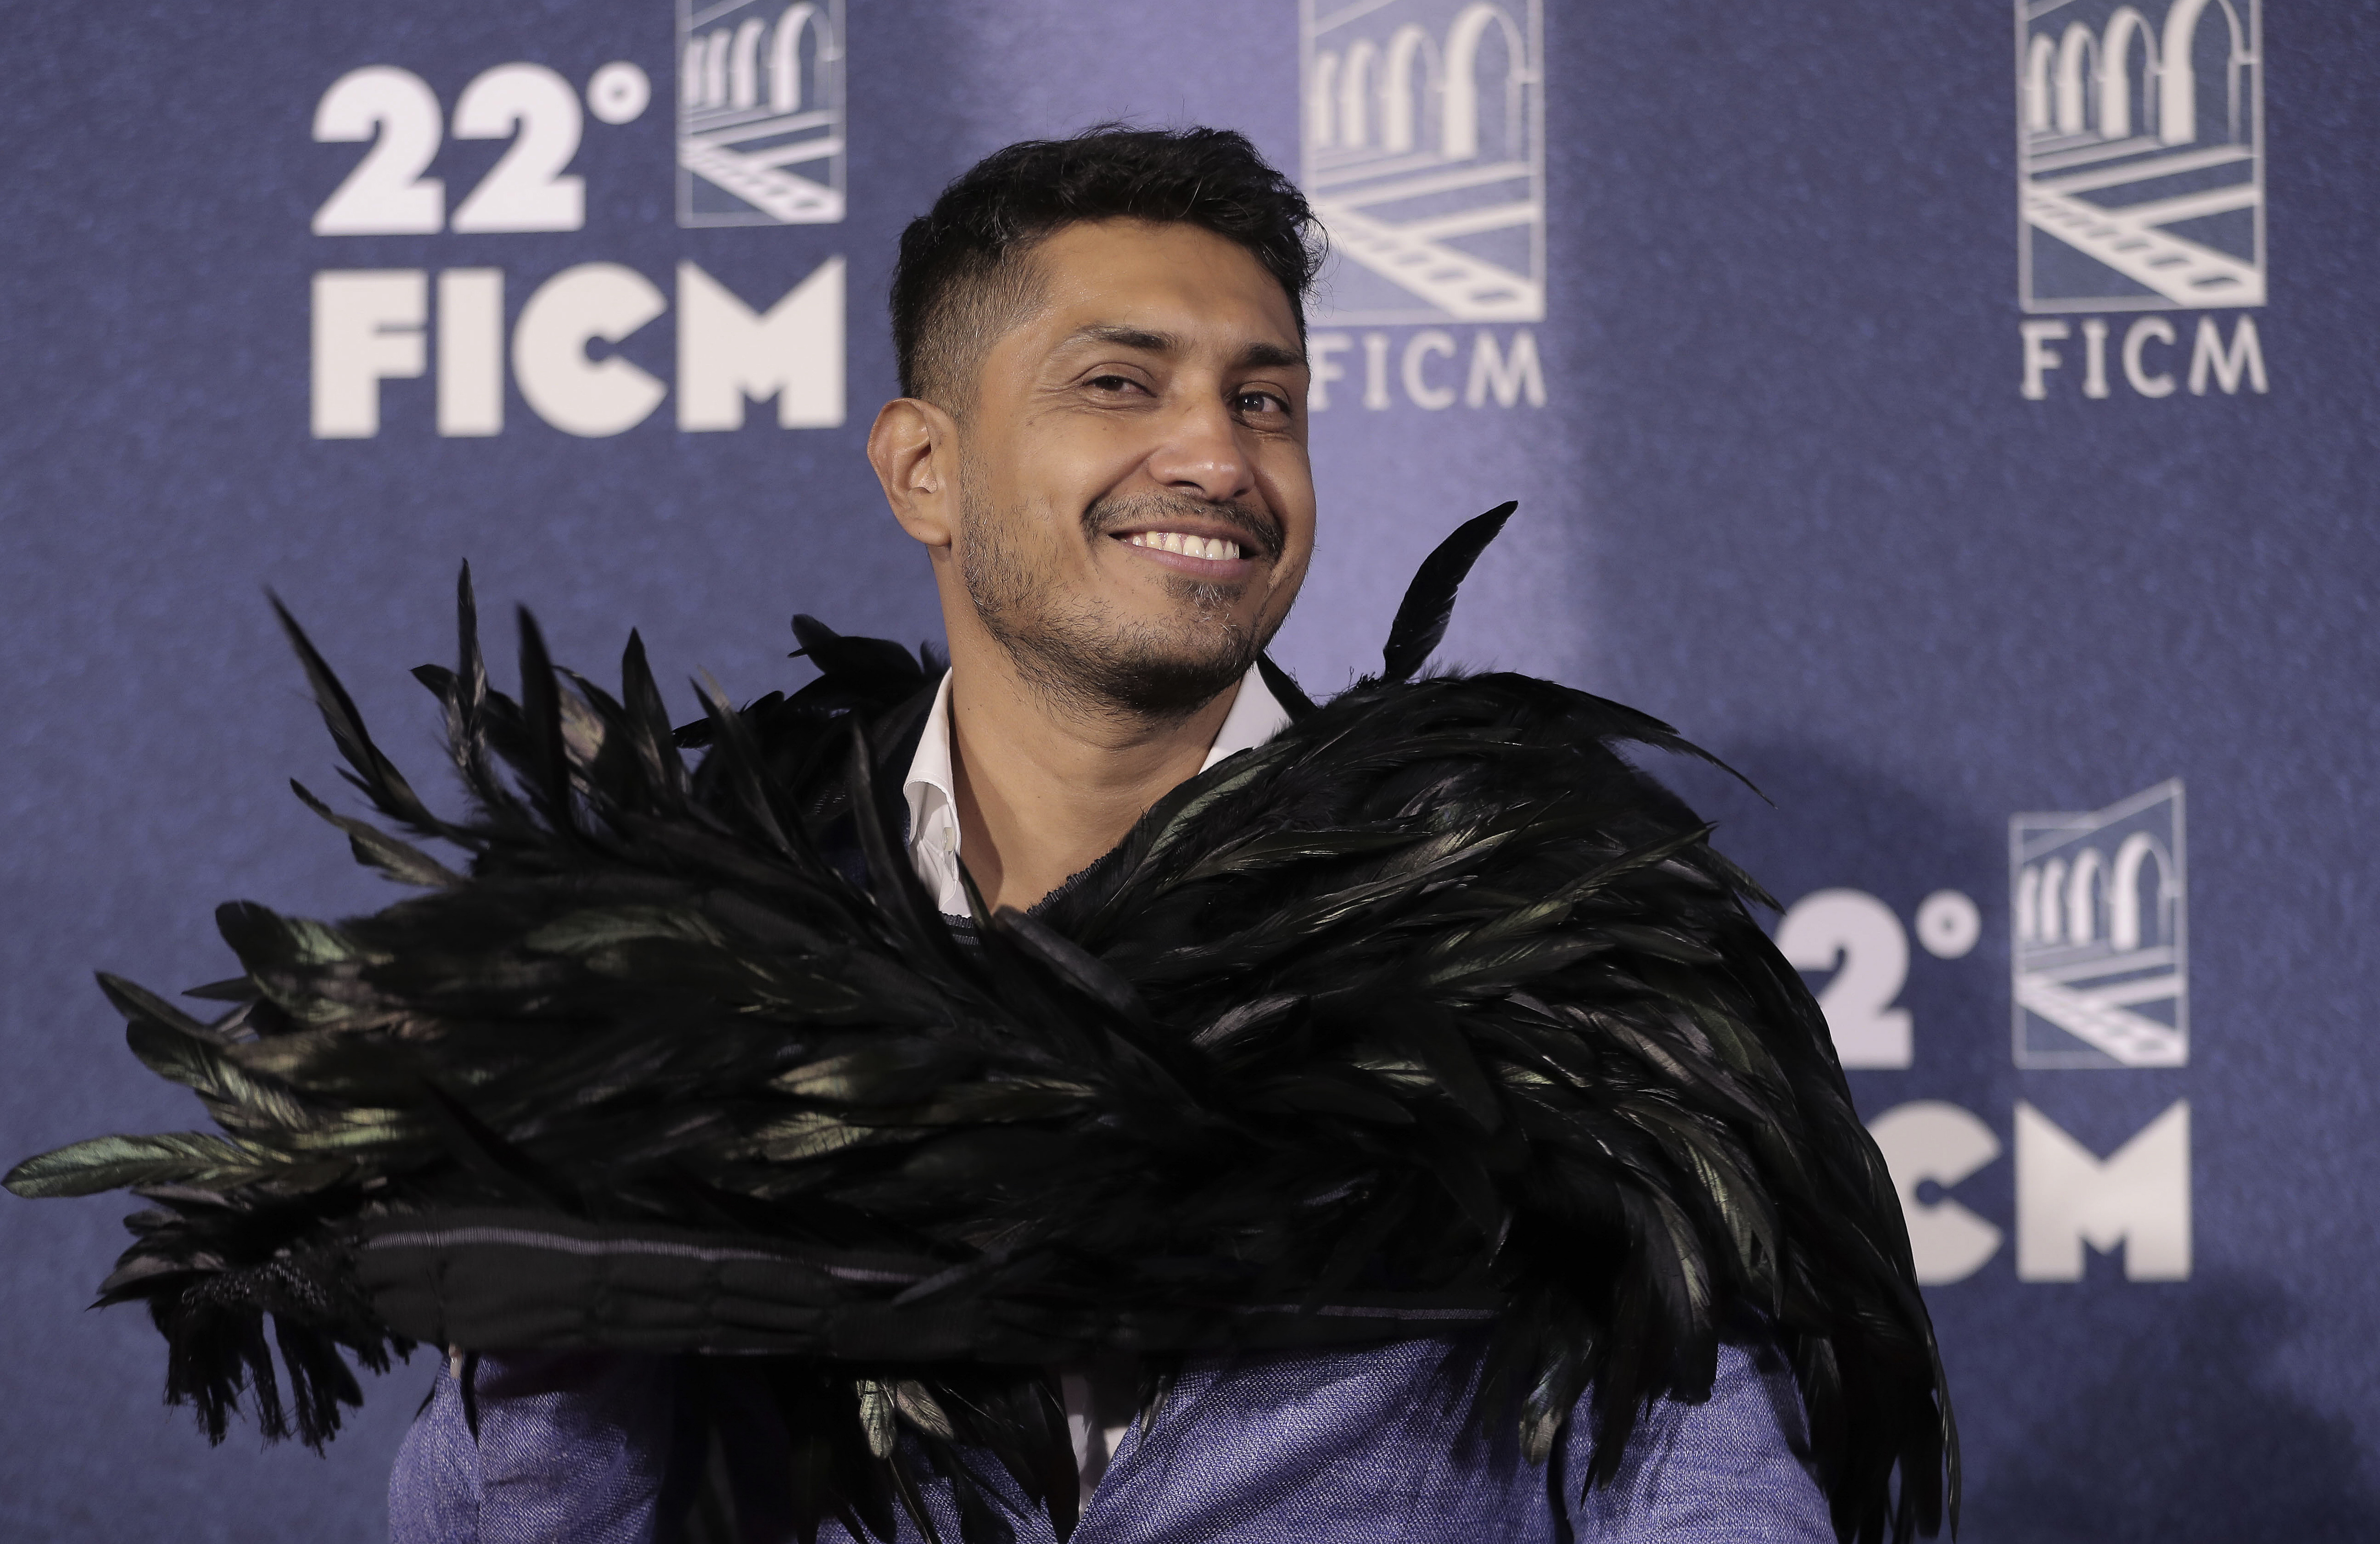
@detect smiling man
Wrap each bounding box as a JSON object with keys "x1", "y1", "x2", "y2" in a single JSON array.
[
  {"x1": 866, "y1": 196, "x2": 1317, "y2": 917},
  {"x1": 12, "y1": 130, "x2": 1953, "y2": 1544}
]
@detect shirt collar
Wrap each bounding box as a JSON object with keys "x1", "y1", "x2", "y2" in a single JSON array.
[
  {"x1": 901, "y1": 668, "x2": 960, "y2": 865},
  {"x1": 1199, "y1": 665, "x2": 1294, "y2": 774},
  {"x1": 901, "y1": 664, "x2": 1293, "y2": 905}
]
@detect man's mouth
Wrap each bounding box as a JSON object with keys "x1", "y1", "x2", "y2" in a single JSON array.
[
  {"x1": 1123, "y1": 530, "x2": 1245, "y2": 562},
  {"x1": 1111, "y1": 524, "x2": 1262, "y2": 578},
  {"x1": 1088, "y1": 494, "x2": 1280, "y2": 579}
]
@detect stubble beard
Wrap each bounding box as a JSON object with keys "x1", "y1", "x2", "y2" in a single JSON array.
[{"x1": 957, "y1": 475, "x2": 1286, "y2": 723}]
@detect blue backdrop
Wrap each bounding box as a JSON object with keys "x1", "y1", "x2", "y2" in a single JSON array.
[{"x1": 3, "y1": 2, "x2": 2374, "y2": 1538}]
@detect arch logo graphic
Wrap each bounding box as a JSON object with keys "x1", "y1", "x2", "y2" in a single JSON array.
[
  {"x1": 2010, "y1": 779, "x2": 2188, "y2": 1068},
  {"x1": 677, "y1": 0, "x2": 846, "y2": 226},
  {"x1": 2016, "y1": 0, "x2": 2262, "y2": 312},
  {"x1": 1298, "y1": 0, "x2": 1544, "y2": 324}
]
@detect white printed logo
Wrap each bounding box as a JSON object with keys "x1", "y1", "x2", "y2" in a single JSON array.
[
  {"x1": 1298, "y1": 0, "x2": 1544, "y2": 324},
  {"x1": 1769, "y1": 874, "x2": 2195, "y2": 1283},
  {"x1": 678, "y1": 0, "x2": 846, "y2": 227},
  {"x1": 2011, "y1": 779, "x2": 2187, "y2": 1068},
  {"x1": 2017, "y1": 0, "x2": 2263, "y2": 312}
]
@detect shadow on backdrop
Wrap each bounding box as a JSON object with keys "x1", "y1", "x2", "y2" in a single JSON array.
[{"x1": 1971, "y1": 1271, "x2": 2374, "y2": 1544}]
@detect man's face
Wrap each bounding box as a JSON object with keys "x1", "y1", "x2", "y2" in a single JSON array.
[{"x1": 950, "y1": 219, "x2": 1316, "y2": 719}]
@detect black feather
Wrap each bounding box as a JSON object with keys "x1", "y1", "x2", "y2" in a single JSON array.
[
  {"x1": 1255, "y1": 653, "x2": 1316, "y2": 719},
  {"x1": 269, "y1": 594, "x2": 439, "y2": 829},
  {"x1": 1380, "y1": 501, "x2": 1518, "y2": 682}
]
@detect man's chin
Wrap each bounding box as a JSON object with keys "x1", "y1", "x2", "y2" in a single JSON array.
[
  {"x1": 959, "y1": 517, "x2": 1274, "y2": 721},
  {"x1": 1095, "y1": 645, "x2": 1257, "y2": 720},
  {"x1": 1004, "y1": 615, "x2": 1261, "y2": 722}
]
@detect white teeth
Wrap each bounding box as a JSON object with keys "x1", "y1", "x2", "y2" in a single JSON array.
[{"x1": 1127, "y1": 531, "x2": 1245, "y2": 560}]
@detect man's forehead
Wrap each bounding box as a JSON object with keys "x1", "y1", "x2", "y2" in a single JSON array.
[{"x1": 1026, "y1": 221, "x2": 1302, "y2": 354}]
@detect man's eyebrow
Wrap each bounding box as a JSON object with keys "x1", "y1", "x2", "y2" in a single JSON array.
[
  {"x1": 1063, "y1": 324, "x2": 1181, "y2": 354},
  {"x1": 1058, "y1": 325, "x2": 1307, "y2": 372},
  {"x1": 1236, "y1": 341, "x2": 1307, "y2": 372}
]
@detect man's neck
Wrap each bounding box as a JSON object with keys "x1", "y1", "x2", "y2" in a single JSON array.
[{"x1": 945, "y1": 655, "x2": 1239, "y2": 913}]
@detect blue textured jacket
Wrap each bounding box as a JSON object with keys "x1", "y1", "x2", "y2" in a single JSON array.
[{"x1": 389, "y1": 1338, "x2": 1833, "y2": 1543}]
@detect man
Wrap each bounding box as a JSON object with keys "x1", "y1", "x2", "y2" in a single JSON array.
[{"x1": 9, "y1": 129, "x2": 1950, "y2": 1543}]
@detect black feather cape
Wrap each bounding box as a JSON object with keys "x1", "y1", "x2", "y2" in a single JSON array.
[{"x1": 9, "y1": 510, "x2": 1953, "y2": 1544}]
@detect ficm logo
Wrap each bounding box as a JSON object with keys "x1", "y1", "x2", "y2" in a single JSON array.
[
  {"x1": 304, "y1": 28, "x2": 846, "y2": 441},
  {"x1": 2013, "y1": 0, "x2": 2268, "y2": 399},
  {"x1": 1771, "y1": 778, "x2": 2195, "y2": 1287},
  {"x1": 1299, "y1": 0, "x2": 1544, "y2": 325},
  {"x1": 2018, "y1": 0, "x2": 2261, "y2": 312},
  {"x1": 677, "y1": 0, "x2": 846, "y2": 227},
  {"x1": 2011, "y1": 779, "x2": 2187, "y2": 1068},
  {"x1": 1294, "y1": 0, "x2": 1549, "y2": 413}
]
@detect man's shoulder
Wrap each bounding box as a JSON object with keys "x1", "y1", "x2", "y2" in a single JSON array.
[
  {"x1": 1133, "y1": 667, "x2": 1712, "y2": 858},
  {"x1": 674, "y1": 633, "x2": 942, "y2": 832}
]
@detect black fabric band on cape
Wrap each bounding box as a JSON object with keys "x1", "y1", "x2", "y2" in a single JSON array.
[{"x1": 358, "y1": 1208, "x2": 1501, "y2": 1359}]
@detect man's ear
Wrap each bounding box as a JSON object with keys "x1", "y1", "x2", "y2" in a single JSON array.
[{"x1": 868, "y1": 397, "x2": 960, "y2": 549}]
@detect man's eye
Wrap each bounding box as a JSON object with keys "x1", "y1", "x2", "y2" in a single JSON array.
[
  {"x1": 1086, "y1": 374, "x2": 1144, "y2": 394},
  {"x1": 1236, "y1": 390, "x2": 1288, "y2": 417}
]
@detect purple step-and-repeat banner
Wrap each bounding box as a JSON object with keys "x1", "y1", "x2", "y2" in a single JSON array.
[{"x1": 3, "y1": 2, "x2": 2374, "y2": 1538}]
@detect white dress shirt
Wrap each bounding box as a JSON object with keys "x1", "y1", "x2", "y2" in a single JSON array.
[{"x1": 900, "y1": 664, "x2": 1293, "y2": 918}]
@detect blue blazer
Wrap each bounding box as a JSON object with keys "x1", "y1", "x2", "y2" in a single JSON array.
[{"x1": 389, "y1": 1337, "x2": 1833, "y2": 1543}]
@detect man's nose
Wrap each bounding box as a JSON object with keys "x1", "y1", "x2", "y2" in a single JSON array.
[{"x1": 1144, "y1": 393, "x2": 1254, "y2": 504}]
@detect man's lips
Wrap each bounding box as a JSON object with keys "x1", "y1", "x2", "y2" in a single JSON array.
[{"x1": 1107, "y1": 520, "x2": 1266, "y2": 577}]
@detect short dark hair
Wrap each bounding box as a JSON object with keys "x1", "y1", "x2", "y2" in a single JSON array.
[{"x1": 890, "y1": 126, "x2": 1325, "y2": 406}]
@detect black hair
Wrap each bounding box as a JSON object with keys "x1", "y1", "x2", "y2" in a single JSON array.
[{"x1": 890, "y1": 125, "x2": 1325, "y2": 405}]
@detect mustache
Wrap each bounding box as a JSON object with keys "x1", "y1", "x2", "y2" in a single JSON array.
[{"x1": 1082, "y1": 492, "x2": 1284, "y2": 560}]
